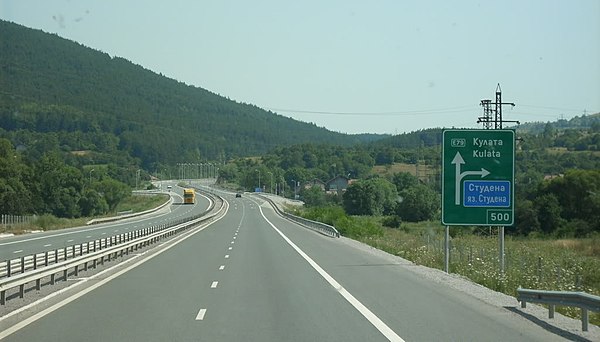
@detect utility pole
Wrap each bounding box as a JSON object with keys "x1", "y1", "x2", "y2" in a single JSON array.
[
  {"x1": 477, "y1": 83, "x2": 519, "y2": 129},
  {"x1": 476, "y1": 84, "x2": 518, "y2": 275}
]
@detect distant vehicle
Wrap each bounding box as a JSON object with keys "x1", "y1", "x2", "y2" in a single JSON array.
[
  {"x1": 167, "y1": 185, "x2": 172, "y2": 191},
  {"x1": 183, "y1": 188, "x2": 195, "y2": 204},
  {"x1": 236, "y1": 193, "x2": 242, "y2": 198}
]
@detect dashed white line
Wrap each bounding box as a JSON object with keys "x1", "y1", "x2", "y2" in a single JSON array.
[
  {"x1": 231, "y1": 241, "x2": 235, "y2": 244},
  {"x1": 86, "y1": 236, "x2": 91, "y2": 238},
  {"x1": 211, "y1": 281, "x2": 218, "y2": 289},
  {"x1": 225, "y1": 254, "x2": 229, "y2": 259},
  {"x1": 195, "y1": 309, "x2": 207, "y2": 320},
  {"x1": 13, "y1": 250, "x2": 23, "y2": 254},
  {"x1": 228, "y1": 247, "x2": 232, "y2": 250},
  {"x1": 43, "y1": 244, "x2": 52, "y2": 247},
  {"x1": 67, "y1": 239, "x2": 74, "y2": 243},
  {"x1": 219, "y1": 265, "x2": 225, "y2": 270}
]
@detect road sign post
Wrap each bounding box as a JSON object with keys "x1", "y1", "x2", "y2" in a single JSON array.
[{"x1": 442, "y1": 129, "x2": 515, "y2": 226}]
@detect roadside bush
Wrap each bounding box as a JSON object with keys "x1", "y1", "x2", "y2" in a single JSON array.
[{"x1": 382, "y1": 215, "x2": 402, "y2": 228}]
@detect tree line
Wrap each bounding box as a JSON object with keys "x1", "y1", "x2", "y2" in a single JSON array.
[
  {"x1": 0, "y1": 138, "x2": 131, "y2": 218},
  {"x1": 217, "y1": 120, "x2": 600, "y2": 237}
]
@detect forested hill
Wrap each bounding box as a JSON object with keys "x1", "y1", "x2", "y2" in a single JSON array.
[{"x1": 0, "y1": 20, "x2": 384, "y2": 169}]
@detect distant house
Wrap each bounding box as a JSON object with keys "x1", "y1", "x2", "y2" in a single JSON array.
[
  {"x1": 304, "y1": 179, "x2": 326, "y2": 191},
  {"x1": 326, "y1": 175, "x2": 350, "y2": 193},
  {"x1": 544, "y1": 174, "x2": 564, "y2": 181}
]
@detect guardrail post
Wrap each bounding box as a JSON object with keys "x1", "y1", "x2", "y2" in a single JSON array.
[
  {"x1": 549, "y1": 304, "x2": 554, "y2": 319},
  {"x1": 1, "y1": 290, "x2": 5, "y2": 305},
  {"x1": 33, "y1": 253, "x2": 37, "y2": 270},
  {"x1": 6, "y1": 260, "x2": 11, "y2": 277},
  {"x1": 54, "y1": 249, "x2": 58, "y2": 264},
  {"x1": 45, "y1": 251, "x2": 49, "y2": 267},
  {"x1": 20, "y1": 256, "x2": 25, "y2": 274},
  {"x1": 63, "y1": 269, "x2": 68, "y2": 281},
  {"x1": 19, "y1": 284, "x2": 24, "y2": 299},
  {"x1": 582, "y1": 308, "x2": 588, "y2": 331},
  {"x1": 63, "y1": 247, "x2": 67, "y2": 261}
]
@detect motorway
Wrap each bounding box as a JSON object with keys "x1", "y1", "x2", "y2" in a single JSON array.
[
  {"x1": 0, "y1": 184, "x2": 210, "y2": 261},
  {"x1": 0, "y1": 190, "x2": 582, "y2": 341}
]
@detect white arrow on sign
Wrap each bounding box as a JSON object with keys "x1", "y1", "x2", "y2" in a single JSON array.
[{"x1": 451, "y1": 152, "x2": 490, "y2": 205}]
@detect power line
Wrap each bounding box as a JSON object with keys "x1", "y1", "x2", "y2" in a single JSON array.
[
  {"x1": 519, "y1": 104, "x2": 595, "y2": 112},
  {"x1": 265, "y1": 105, "x2": 476, "y2": 116}
]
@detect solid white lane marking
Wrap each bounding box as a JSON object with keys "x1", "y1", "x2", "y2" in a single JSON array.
[
  {"x1": 13, "y1": 250, "x2": 23, "y2": 254},
  {"x1": 257, "y1": 205, "x2": 405, "y2": 342},
  {"x1": 225, "y1": 254, "x2": 229, "y2": 258},
  {"x1": 219, "y1": 265, "x2": 225, "y2": 270},
  {"x1": 195, "y1": 309, "x2": 207, "y2": 320},
  {"x1": 211, "y1": 281, "x2": 218, "y2": 288}
]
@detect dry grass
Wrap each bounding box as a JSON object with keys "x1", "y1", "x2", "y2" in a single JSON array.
[
  {"x1": 372, "y1": 163, "x2": 435, "y2": 181},
  {"x1": 552, "y1": 238, "x2": 600, "y2": 257},
  {"x1": 358, "y1": 224, "x2": 600, "y2": 326}
]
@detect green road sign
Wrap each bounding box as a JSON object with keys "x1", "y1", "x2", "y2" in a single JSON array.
[{"x1": 442, "y1": 129, "x2": 515, "y2": 226}]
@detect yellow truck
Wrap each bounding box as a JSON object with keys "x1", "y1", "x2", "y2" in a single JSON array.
[{"x1": 183, "y1": 188, "x2": 195, "y2": 204}]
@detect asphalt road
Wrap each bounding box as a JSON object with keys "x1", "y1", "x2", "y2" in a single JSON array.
[
  {"x1": 0, "y1": 193, "x2": 575, "y2": 341},
  {"x1": 0, "y1": 185, "x2": 210, "y2": 261}
]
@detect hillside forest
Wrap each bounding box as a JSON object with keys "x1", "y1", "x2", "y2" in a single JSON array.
[{"x1": 1, "y1": 20, "x2": 599, "y2": 238}]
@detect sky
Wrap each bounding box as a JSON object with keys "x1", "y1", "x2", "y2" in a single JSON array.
[{"x1": 1, "y1": 0, "x2": 599, "y2": 135}]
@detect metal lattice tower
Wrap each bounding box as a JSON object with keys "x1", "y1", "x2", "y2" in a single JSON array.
[{"x1": 477, "y1": 83, "x2": 518, "y2": 130}]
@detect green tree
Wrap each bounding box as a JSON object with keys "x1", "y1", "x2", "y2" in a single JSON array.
[
  {"x1": 396, "y1": 184, "x2": 439, "y2": 222},
  {"x1": 534, "y1": 194, "x2": 564, "y2": 234},
  {"x1": 514, "y1": 199, "x2": 540, "y2": 235},
  {"x1": 35, "y1": 152, "x2": 83, "y2": 218},
  {"x1": 79, "y1": 188, "x2": 109, "y2": 216},
  {"x1": 343, "y1": 178, "x2": 397, "y2": 216},
  {"x1": 216, "y1": 163, "x2": 239, "y2": 184},
  {"x1": 96, "y1": 178, "x2": 130, "y2": 211},
  {"x1": 392, "y1": 171, "x2": 419, "y2": 192},
  {"x1": 300, "y1": 186, "x2": 327, "y2": 207},
  {"x1": 0, "y1": 139, "x2": 34, "y2": 214}
]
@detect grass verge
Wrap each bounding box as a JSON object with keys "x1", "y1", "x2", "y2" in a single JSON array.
[
  {"x1": 296, "y1": 206, "x2": 600, "y2": 326},
  {"x1": 1, "y1": 193, "x2": 169, "y2": 234}
]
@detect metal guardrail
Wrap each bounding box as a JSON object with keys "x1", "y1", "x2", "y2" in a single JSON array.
[
  {"x1": 0, "y1": 191, "x2": 225, "y2": 305},
  {"x1": 517, "y1": 287, "x2": 600, "y2": 331},
  {"x1": 257, "y1": 194, "x2": 340, "y2": 238},
  {"x1": 86, "y1": 194, "x2": 173, "y2": 225}
]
